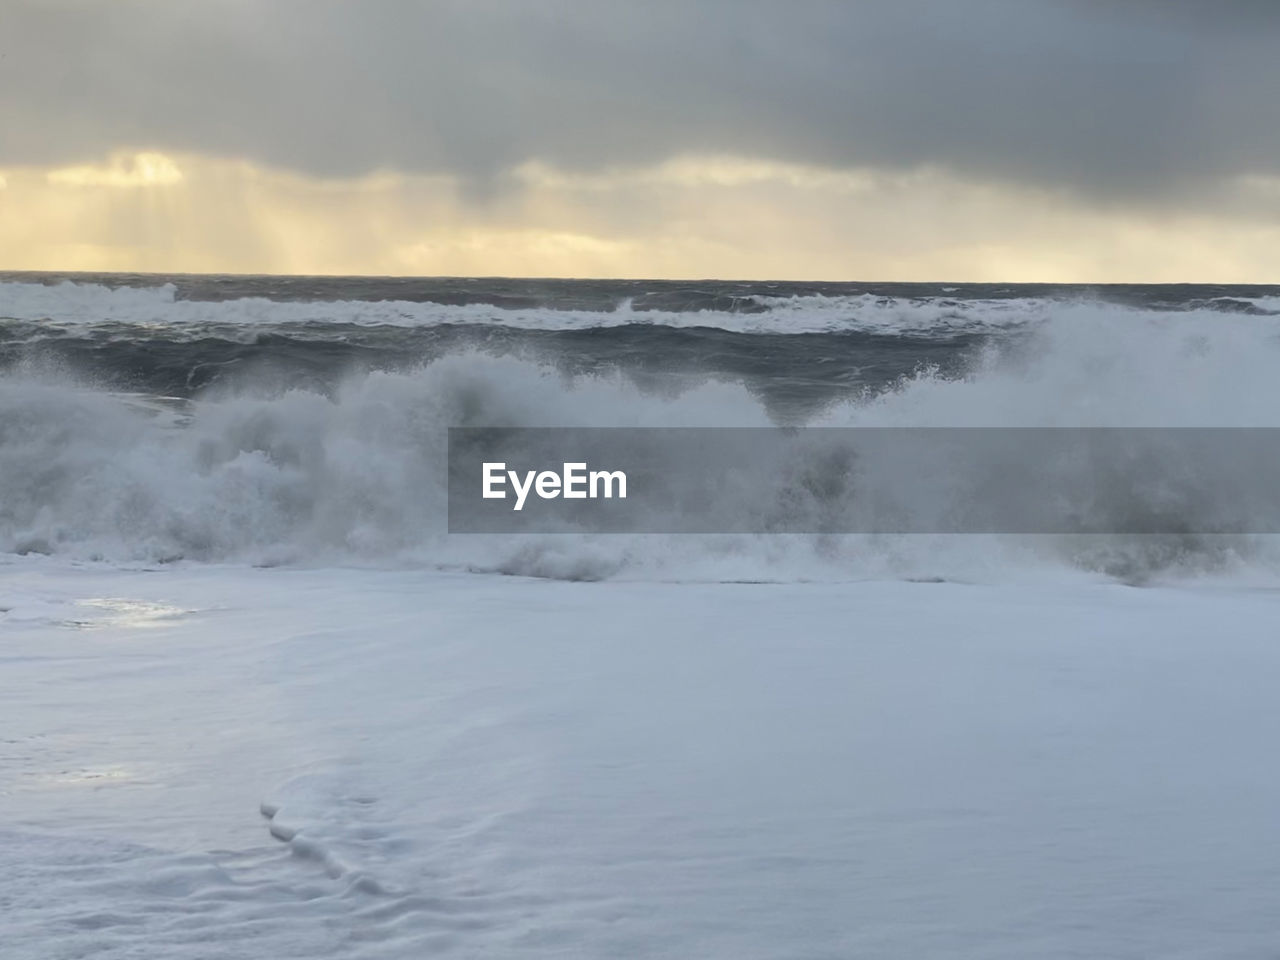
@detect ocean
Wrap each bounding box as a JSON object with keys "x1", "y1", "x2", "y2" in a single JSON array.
[
  {"x1": 4, "y1": 274, "x2": 1280, "y2": 958},
  {"x1": 5, "y1": 272, "x2": 1280, "y2": 574}
]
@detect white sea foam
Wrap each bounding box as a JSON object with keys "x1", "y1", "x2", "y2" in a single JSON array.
[
  {"x1": 6, "y1": 564, "x2": 1280, "y2": 958},
  {"x1": 0, "y1": 278, "x2": 1050, "y2": 335},
  {"x1": 9, "y1": 281, "x2": 1280, "y2": 959},
  {"x1": 3, "y1": 298, "x2": 1280, "y2": 581}
]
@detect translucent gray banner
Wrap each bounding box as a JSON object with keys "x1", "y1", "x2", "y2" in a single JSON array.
[{"x1": 447, "y1": 428, "x2": 1280, "y2": 534}]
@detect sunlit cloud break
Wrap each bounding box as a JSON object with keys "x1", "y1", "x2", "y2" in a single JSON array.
[
  {"x1": 4, "y1": 149, "x2": 1280, "y2": 281},
  {"x1": 5, "y1": 0, "x2": 1280, "y2": 279},
  {"x1": 46, "y1": 152, "x2": 185, "y2": 189}
]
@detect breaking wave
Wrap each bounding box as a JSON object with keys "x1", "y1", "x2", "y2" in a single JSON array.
[
  {"x1": 0, "y1": 277, "x2": 1054, "y2": 335},
  {"x1": 4, "y1": 282, "x2": 1280, "y2": 583}
]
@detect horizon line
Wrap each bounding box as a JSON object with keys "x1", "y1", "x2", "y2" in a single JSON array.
[{"x1": 2, "y1": 268, "x2": 1279, "y2": 288}]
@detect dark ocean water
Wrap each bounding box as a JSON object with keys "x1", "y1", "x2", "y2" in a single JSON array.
[
  {"x1": 8, "y1": 271, "x2": 1279, "y2": 310},
  {"x1": 4, "y1": 272, "x2": 1280, "y2": 567},
  {"x1": 3, "y1": 272, "x2": 1278, "y2": 417}
]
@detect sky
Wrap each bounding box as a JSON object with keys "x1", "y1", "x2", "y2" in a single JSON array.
[{"x1": 3, "y1": 0, "x2": 1280, "y2": 280}]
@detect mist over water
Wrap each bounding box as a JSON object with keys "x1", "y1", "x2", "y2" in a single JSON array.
[{"x1": 3, "y1": 273, "x2": 1280, "y2": 582}]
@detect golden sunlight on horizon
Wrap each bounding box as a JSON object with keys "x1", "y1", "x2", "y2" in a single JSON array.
[
  {"x1": 3, "y1": 150, "x2": 1280, "y2": 282},
  {"x1": 46, "y1": 152, "x2": 185, "y2": 188}
]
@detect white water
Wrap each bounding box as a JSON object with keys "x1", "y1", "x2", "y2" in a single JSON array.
[
  {"x1": 5, "y1": 561, "x2": 1280, "y2": 958},
  {"x1": 7, "y1": 282, "x2": 1280, "y2": 957},
  {"x1": 0, "y1": 278, "x2": 1051, "y2": 334},
  {"x1": 4, "y1": 279, "x2": 1278, "y2": 337},
  {"x1": 4, "y1": 296, "x2": 1280, "y2": 581}
]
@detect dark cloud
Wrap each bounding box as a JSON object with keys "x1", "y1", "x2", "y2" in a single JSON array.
[{"x1": 3, "y1": 0, "x2": 1279, "y2": 200}]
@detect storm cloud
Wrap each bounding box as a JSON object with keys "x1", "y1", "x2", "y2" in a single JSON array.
[{"x1": 4, "y1": 0, "x2": 1280, "y2": 200}]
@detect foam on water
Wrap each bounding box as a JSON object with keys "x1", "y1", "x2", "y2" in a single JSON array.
[
  {"x1": 8, "y1": 277, "x2": 1280, "y2": 957},
  {"x1": 0, "y1": 278, "x2": 1055, "y2": 335},
  {"x1": 7, "y1": 566, "x2": 1280, "y2": 958},
  {"x1": 3, "y1": 290, "x2": 1280, "y2": 583}
]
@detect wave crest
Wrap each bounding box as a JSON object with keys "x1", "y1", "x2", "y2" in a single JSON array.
[{"x1": 4, "y1": 297, "x2": 1280, "y2": 583}]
